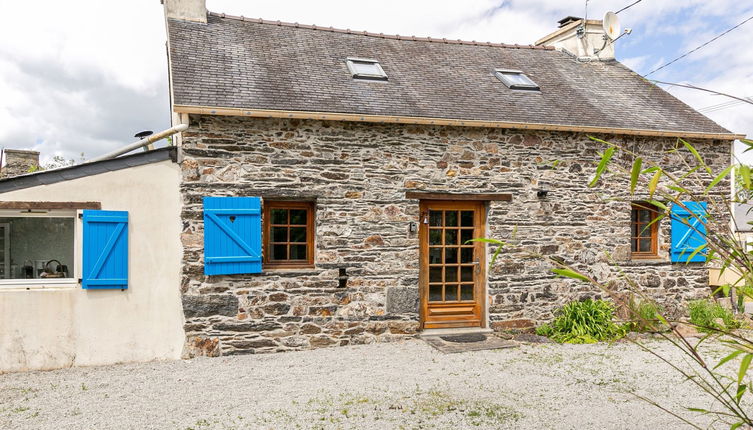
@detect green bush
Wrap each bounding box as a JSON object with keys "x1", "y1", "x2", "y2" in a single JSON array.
[
  {"x1": 629, "y1": 300, "x2": 667, "y2": 333},
  {"x1": 535, "y1": 299, "x2": 628, "y2": 344},
  {"x1": 687, "y1": 299, "x2": 740, "y2": 333}
]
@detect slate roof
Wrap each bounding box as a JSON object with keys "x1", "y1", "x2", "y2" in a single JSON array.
[
  {"x1": 167, "y1": 12, "x2": 732, "y2": 137},
  {"x1": 0, "y1": 148, "x2": 177, "y2": 193}
]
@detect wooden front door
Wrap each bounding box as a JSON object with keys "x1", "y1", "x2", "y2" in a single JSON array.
[{"x1": 419, "y1": 201, "x2": 486, "y2": 329}]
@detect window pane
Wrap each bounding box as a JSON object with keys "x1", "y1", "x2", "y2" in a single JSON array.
[
  {"x1": 272, "y1": 244, "x2": 287, "y2": 260},
  {"x1": 352, "y1": 61, "x2": 382, "y2": 76},
  {"x1": 460, "y1": 229, "x2": 473, "y2": 244},
  {"x1": 630, "y1": 209, "x2": 638, "y2": 223},
  {"x1": 460, "y1": 248, "x2": 474, "y2": 263},
  {"x1": 271, "y1": 226, "x2": 287, "y2": 242},
  {"x1": 271, "y1": 209, "x2": 287, "y2": 224},
  {"x1": 639, "y1": 209, "x2": 651, "y2": 223},
  {"x1": 444, "y1": 284, "x2": 458, "y2": 301},
  {"x1": 429, "y1": 211, "x2": 443, "y2": 227},
  {"x1": 0, "y1": 217, "x2": 75, "y2": 279},
  {"x1": 460, "y1": 211, "x2": 474, "y2": 226},
  {"x1": 290, "y1": 245, "x2": 307, "y2": 260},
  {"x1": 461, "y1": 284, "x2": 474, "y2": 301},
  {"x1": 638, "y1": 225, "x2": 651, "y2": 238},
  {"x1": 445, "y1": 211, "x2": 458, "y2": 227},
  {"x1": 445, "y1": 229, "x2": 458, "y2": 245},
  {"x1": 289, "y1": 209, "x2": 307, "y2": 225},
  {"x1": 631, "y1": 223, "x2": 638, "y2": 238},
  {"x1": 639, "y1": 240, "x2": 651, "y2": 252},
  {"x1": 461, "y1": 266, "x2": 474, "y2": 282},
  {"x1": 429, "y1": 285, "x2": 443, "y2": 302},
  {"x1": 445, "y1": 266, "x2": 458, "y2": 283},
  {"x1": 429, "y1": 267, "x2": 442, "y2": 283},
  {"x1": 429, "y1": 229, "x2": 442, "y2": 245},
  {"x1": 290, "y1": 227, "x2": 307, "y2": 243},
  {"x1": 631, "y1": 239, "x2": 638, "y2": 253},
  {"x1": 429, "y1": 248, "x2": 442, "y2": 264},
  {"x1": 445, "y1": 248, "x2": 458, "y2": 264}
]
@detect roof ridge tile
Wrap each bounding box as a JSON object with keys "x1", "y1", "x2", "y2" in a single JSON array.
[{"x1": 206, "y1": 11, "x2": 555, "y2": 50}]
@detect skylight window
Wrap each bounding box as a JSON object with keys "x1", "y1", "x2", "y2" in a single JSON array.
[
  {"x1": 346, "y1": 57, "x2": 387, "y2": 81},
  {"x1": 494, "y1": 69, "x2": 540, "y2": 91}
]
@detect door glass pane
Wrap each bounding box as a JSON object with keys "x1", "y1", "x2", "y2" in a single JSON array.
[
  {"x1": 429, "y1": 285, "x2": 443, "y2": 302},
  {"x1": 429, "y1": 229, "x2": 442, "y2": 245},
  {"x1": 271, "y1": 226, "x2": 287, "y2": 242},
  {"x1": 429, "y1": 211, "x2": 443, "y2": 226},
  {"x1": 460, "y1": 248, "x2": 474, "y2": 263},
  {"x1": 271, "y1": 209, "x2": 287, "y2": 224},
  {"x1": 290, "y1": 245, "x2": 307, "y2": 260},
  {"x1": 429, "y1": 248, "x2": 442, "y2": 264},
  {"x1": 444, "y1": 284, "x2": 458, "y2": 301},
  {"x1": 445, "y1": 248, "x2": 458, "y2": 264},
  {"x1": 445, "y1": 229, "x2": 458, "y2": 245},
  {"x1": 461, "y1": 266, "x2": 474, "y2": 282},
  {"x1": 429, "y1": 267, "x2": 443, "y2": 283},
  {"x1": 445, "y1": 266, "x2": 458, "y2": 283},
  {"x1": 460, "y1": 284, "x2": 474, "y2": 301},
  {"x1": 289, "y1": 227, "x2": 307, "y2": 243},
  {"x1": 460, "y1": 211, "x2": 474, "y2": 226},
  {"x1": 272, "y1": 244, "x2": 287, "y2": 260},
  {"x1": 444, "y1": 211, "x2": 458, "y2": 227},
  {"x1": 460, "y1": 229, "x2": 473, "y2": 244}
]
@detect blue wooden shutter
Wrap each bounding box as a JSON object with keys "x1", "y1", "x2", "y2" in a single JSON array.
[
  {"x1": 203, "y1": 197, "x2": 262, "y2": 275},
  {"x1": 82, "y1": 210, "x2": 129, "y2": 289},
  {"x1": 670, "y1": 202, "x2": 708, "y2": 263}
]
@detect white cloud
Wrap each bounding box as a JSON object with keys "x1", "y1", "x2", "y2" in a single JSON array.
[{"x1": 0, "y1": 0, "x2": 749, "y2": 164}]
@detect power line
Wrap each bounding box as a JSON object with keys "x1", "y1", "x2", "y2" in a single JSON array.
[
  {"x1": 644, "y1": 14, "x2": 753, "y2": 77},
  {"x1": 698, "y1": 97, "x2": 753, "y2": 113},
  {"x1": 650, "y1": 80, "x2": 753, "y2": 106},
  {"x1": 616, "y1": 0, "x2": 643, "y2": 14}
]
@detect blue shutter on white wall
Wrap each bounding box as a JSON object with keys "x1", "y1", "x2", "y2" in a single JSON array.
[
  {"x1": 670, "y1": 202, "x2": 708, "y2": 263},
  {"x1": 203, "y1": 197, "x2": 262, "y2": 275},
  {"x1": 82, "y1": 210, "x2": 129, "y2": 289}
]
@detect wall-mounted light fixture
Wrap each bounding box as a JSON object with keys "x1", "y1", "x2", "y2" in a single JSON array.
[{"x1": 537, "y1": 189, "x2": 549, "y2": 199}]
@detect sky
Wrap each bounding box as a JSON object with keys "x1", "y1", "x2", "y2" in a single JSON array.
[{"x1": 0, "y1": 0, "x2": 751, "y2": 164}]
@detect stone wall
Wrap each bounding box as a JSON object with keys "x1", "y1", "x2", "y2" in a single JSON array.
[
  {"x1": 179, "y1": 115, "x2": 730, "y2": 355},
  {"x1": 1, "y1": 149, "x2": 39, "y2": 178}
]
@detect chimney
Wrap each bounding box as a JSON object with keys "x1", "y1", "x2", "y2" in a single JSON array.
[
  {"x1": 161, "y1": 0, "x2": 207, "y2": 24},
  {"x1": 535, "y1": 17, "x2": 615, "y2": 61},
  {"x1": 1, "y1": 149, "x2": 40, "y2": 178}
]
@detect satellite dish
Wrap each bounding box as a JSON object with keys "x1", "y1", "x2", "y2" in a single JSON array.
[{"x1": 603, "y1": 12, "x2": 621, "y2": 40}]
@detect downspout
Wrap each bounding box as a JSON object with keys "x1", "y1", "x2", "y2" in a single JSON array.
[{"x1": 86, "y1": 124, "x2": 188, "y2": 163}]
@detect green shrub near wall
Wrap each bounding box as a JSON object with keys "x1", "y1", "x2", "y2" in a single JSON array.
[{"x1": 535, "y1": 299, "x2": 628, "y2": 344}]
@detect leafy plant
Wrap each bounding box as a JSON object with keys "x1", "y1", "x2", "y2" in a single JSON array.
[
  {"x1": 535, "y1": 299, "x2": 628, "y2": 344},
  {"x1": 628, "y1": 299, "x2": 667, "y2": 333},
  {"x1": 688, "y1": 299, "x2": 741, "y2": 333}
]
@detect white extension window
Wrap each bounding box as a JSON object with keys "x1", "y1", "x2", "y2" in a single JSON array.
[
  {"x1": 346, "y1": 57, "x2": 388, "y2": 81},
  {"x1": 0, "y1": 209, "x2": 79, "y2": 290}
]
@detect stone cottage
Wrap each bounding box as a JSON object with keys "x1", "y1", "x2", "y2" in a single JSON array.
[
  {"x1": 0, "y1": 1, "x2": 742, "y2": 373},
  {"x1": 162, "y1": 0, "x2": 742, "y2": 356}
]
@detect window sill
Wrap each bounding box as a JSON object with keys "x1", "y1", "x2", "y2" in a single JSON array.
[
  {"x1": 0, "y1": 280, "x2": 78, "y2": 291},
  {"x1": 263, "y1": 265, "x2": 316, "y2": 272}
]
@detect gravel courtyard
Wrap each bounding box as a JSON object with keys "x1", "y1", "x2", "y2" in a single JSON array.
[{"x1": 0, "y1": 337, "x2": 733, "y2": 429}]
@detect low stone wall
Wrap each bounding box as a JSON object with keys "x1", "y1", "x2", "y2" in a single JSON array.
[{"x1": 179, "y1": 115, "x2": 729, "y2": 355}]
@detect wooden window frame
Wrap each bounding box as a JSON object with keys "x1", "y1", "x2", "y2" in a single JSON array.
[
  {"x1": 263, "y1": 201, "x2": 315, "y2": 269},
  {"x1": 631, "y1": 202, "x2": 659, "y2": 259}
]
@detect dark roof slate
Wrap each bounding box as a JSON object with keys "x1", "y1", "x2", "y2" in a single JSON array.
[
  {"x1": 0, "y1": 147, "x2": 177, "y2": 194},
  {"x1": 167, "y1": 13, "x2": 730, "y2": 136}
]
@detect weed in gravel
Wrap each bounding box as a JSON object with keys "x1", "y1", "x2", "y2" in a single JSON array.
[
  {"x1": 536, "y1": 299, "x2": 628, "y2": 343},
  {"x1": 12, "y1": 406, "x2": 29, "y2": 413},
  {"x1": 688, "y1": 299, "x2": 740, "y2": 332}
]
